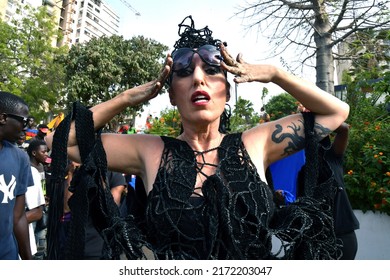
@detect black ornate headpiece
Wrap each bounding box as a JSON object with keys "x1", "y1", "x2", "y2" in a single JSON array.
[{"x1": 172, "y1": 15, "x2": 226, "y2": 52}]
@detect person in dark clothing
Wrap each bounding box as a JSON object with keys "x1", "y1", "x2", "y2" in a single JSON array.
[
  {"x1": 298, "y1": 122, "x2": 359, "y2": 259},
  {"x1": 30, "y1": 124, "x2": 49, "y2": 142},
  {"x1": 324, "y1": 123, "x2": 359, "y2": 259},
  {"x1": 84, "y1": 171, "x2": 126, "y2": 259},
  {"x1": 0, "y1": 91, "x2": 34, "y2": 260}
]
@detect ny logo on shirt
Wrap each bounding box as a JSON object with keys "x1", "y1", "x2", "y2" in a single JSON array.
[{"x1": 0, "y1": 175, "x2": 16, "y2": 203}]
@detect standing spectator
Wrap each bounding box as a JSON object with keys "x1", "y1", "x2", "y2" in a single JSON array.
[
  {"x1": 259, "y1": 106, "x2": 270, "y2": 123},
  {"x1": 16, "y1": 130, "x2": 29, "y2": 151},
  {"x1": 145, "y1": 114, "x2": 153, "y2": 130},
  {"x1": 48, "y1": 167, "x2": 127, "y2": 259},
  {"x1": 25, "y1": 116, "x2": 38, "y2": 141},
  {"x1": 84, "y1": 171, "x2": 127, "y2": 259},
  {"x1": 25, "y1": 140, "x2": 48, "y2": 258},
  {"x1": 47, "y1": 160, "x2": 78, "y2": 260},
  {"x1": 27, "y1": 124, "x2": 50, "y2": 183},
  {"x1": 32, "y1": 124, "x2": 50, "y2": 142},
  {"x1": 324, "y1": 123, "x2": 360, "y2": 259},
  {"x1": 0, "y1": 91, "x2": 34, "y2": 260},
  {"x1": 297, "y1": 122, "x2": 360, "y2": 259}
]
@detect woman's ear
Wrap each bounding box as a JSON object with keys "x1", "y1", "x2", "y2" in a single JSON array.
[
  {"x1": 169, "y1": 88, "x2": 176, "y2": 106},
  {"x1": 226, "y1": 82, "x2": 231, "y2": 102},
  {"x1": 226, "y1": 92, "x2": 231, "y2": 102}
]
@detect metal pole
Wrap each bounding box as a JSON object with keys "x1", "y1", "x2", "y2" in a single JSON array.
[{"x1": 235, "y1": 83, "x2": 238, "y2": 107}]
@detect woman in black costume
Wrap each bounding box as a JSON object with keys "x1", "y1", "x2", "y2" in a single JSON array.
[{"x1": 46, "y1": 16, "x2": 349, "y2": 260}]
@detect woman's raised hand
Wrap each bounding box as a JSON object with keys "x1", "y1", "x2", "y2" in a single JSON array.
[
  {"x1": 220, "y1": 44, "x2": 275, "y2": 84},
  {"x1": 126, "y1": 54, "x2": 173, "y2": 106}
]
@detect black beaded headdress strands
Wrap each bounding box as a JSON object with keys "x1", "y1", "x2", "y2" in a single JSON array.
[{"x1": 172, "y1": 15, "x2": 226, "y2": 51}]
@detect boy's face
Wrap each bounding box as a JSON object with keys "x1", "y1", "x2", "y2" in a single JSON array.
[
  {"x1": 1, "y1": 105, "x2": 29, "y2": 143},
  {"x1": 28, "y1": 117, "x2": 35, "y2": 128}
]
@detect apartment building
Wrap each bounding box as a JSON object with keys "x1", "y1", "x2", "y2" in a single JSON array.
[
  {"x1": 0, "y1": 0, "x2": 120, "y2": 48},
  {"x1": 71, "y1": 0, "x2": 119, "y2": 46}
]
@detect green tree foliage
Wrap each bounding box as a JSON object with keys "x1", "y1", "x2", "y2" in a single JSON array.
[
  {"x1": 63, "y1": 35, "x2": 168, "y2": 124},
  {"x1": 230, "y1": 97, "x2": 259, "y2": 132},
  {"x1": 342, "y1": 30, "x2": 390, "y2": 108},
  {"x1": 334, "y1": 28, "x2": 390, "y2": 215},
  {"x1": 147, "y1": 108, "x2": 181, "y2": 137},
  {"x1": 344, "y1": 97, "x2": 389, "y2": 215},
  {"x1": 0, "y1": 5, "x2": 67, "y2": 120},
  {"x1": 264, "y1": 93, "x2": 298, "y2": 121}
]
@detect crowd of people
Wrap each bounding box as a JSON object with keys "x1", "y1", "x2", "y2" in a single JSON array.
[{"x1": 1, "y1": 15, "x2": 359, "y2": 260}]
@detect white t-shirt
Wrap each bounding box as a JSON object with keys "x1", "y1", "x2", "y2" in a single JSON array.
[{"x1": 25, "y1": 166, "x2": 45, "y2": 255}]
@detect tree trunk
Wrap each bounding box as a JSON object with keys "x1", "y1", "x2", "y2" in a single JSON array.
[
  {"x1": 315, "y1": 37, "x2": 335, "y2": 95},
  {"x1": 313, "y1": 1, "x2": 335, "y2": 95}
]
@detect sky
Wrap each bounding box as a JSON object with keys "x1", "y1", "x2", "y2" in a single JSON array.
[{"x1": 104, "y1": 0, "x2": 310, "y2": 119}]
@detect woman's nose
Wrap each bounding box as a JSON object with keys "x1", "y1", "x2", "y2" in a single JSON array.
[{"x1": 192, "y1": 54, "x2": 206, "y2": 86}]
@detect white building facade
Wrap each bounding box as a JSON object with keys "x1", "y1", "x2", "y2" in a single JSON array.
[
  {"x1": 0, "y1": 0, "x2": 120, "y2": 48},
  {"x1": 72, "y1": 0, "x2": 119, "y2": 46}
]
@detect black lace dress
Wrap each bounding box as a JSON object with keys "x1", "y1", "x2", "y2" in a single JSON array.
[
  {"x1": 143, "y1": 133, "x2": 340, "y2": 259},
  {"x1": 145, "y1": 134, "x2": 275, "y2": 259}
]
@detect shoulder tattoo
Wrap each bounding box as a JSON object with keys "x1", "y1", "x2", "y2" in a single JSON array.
[
  {"x1": 271, "y1": 119, "x2": 332, "y2": 156},
  {"x1": 271, "y1": 121, "x2": 305, "y2": 156},
  {"x1": 313, "y1": 122, "x2": 332, "y2": 139}
]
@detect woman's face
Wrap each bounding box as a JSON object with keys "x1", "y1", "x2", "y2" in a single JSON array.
[{"x1": 169, "y1": 47, "x2": 229, "y2": 128}]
